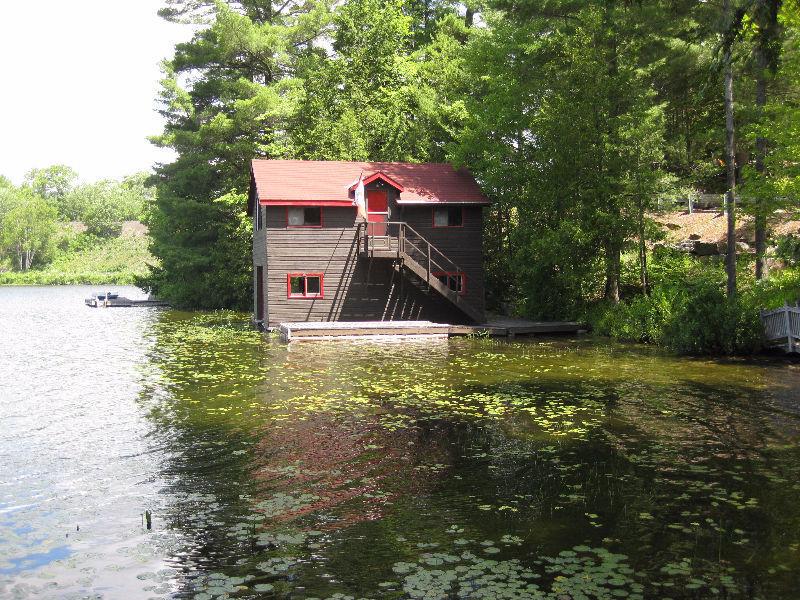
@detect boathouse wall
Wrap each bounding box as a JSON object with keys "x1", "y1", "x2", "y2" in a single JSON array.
[
  {"x1": 399, "y1": 205, "x2": 485, "y2": 316},
  {"x1": 258, "y1": 204, "x2": 470, "y2": 327}
]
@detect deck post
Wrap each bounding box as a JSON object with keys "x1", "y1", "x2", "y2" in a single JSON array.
[{"x1": 785, "y1": 301, "x2": 794, "y2": 352}]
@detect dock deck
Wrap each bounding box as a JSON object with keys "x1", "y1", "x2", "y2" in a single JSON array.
[{"x1": 277, "y1": 318, "x2": 586, "y2": 341}]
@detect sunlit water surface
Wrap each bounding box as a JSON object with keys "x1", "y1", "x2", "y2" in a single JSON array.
[{"x1": 1, "y1": 286, "x2": 800, "y2": 599}]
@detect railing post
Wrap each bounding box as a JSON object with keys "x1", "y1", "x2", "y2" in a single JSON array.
[
  {"x1": 427, "y1": 243, "x2": 431, "y2": 288},
  {"x1": 785, "y1": 301, "x2": 794, "y2": 352},
  {"x1": 398, "y1": 224, "x2": 404, "y2": 258}
]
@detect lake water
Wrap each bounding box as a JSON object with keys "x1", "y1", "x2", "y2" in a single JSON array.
[{"x1": 1, "y1": 285, "x2": 799, "y2": 599}]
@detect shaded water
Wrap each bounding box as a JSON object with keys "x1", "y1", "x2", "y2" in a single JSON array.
[{"x1": 2, "y1": 286, "x2": 800, "y2": 599}]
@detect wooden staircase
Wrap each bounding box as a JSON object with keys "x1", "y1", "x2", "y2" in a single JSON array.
[{"x1": 360, "y1": 222, "x2": 484, "y2": 323}]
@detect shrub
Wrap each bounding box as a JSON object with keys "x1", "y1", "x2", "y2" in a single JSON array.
[
  {"x1": 661, "y1": 281, "x2": 762, "y2": 355},
  {"x1": 592, "y1": 288, "x2": 673, "y2": 344},
  {"x1": 774, "y1": 234, "x2": 800, "y2": 268},
  {"x1": 588, "y1": 249, "x2": 771, "y2": 355},
  {"x1": 84, "y1": 202, "x2": 123, "y2": 237}
]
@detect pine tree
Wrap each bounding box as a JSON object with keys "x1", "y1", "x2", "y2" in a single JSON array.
[{"x1": 146, "y1": 0, "x2": 332, "y2": 308}]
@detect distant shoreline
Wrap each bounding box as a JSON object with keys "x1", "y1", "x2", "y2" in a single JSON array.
[
  {"x1": 0, "y1": 276, "x2": 139, "y2": 286},
  {"x1": 0, "y1": 225, "x2": 153, "y2": 287}
]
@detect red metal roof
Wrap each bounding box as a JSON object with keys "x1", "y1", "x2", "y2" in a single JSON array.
[{"x1": 251, "y1": 160, "x2": 489, "y2": 205}]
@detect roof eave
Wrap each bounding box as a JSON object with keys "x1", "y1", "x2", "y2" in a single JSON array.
[
  {"x1": 259, "y1": 199, "x2": 354, "y2": 206},
  {"x1": 396, "y1": 199, "x2": 491, "y2": 206}
]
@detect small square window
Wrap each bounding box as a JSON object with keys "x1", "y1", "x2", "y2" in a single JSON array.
[
  {"x1": 289, "y1": 275, "x2": 304, "y2": 296},
  {"x1": 287, "y1": 273, "x2": 324, "y2": 298},
  {"x1": 434, "y1": 272, "x2": 466, "y2": 295},
  {"x1": 433, "y1": 206, "x2": 463, "y2": 227},
  {"x1": 288, "y1": 206, "x2": 322, "y2": 227},
  {"x1": 305, "y1": 275, "x2": 321, "y2": 296}
]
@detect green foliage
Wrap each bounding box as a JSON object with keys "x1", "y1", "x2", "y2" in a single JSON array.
[
  {"x1": 23, "y1": 164, "x2": 78, "y2": 219},
  {"x1": 293, "y1": 0, "x2": 447, "y2": 162},
  {"x1": 661, "y1": 282, "x2": 763, "y2": 355},
  {"x1": 64, "y1": 175, "x2": 152, "y2": 235},
  {"x1": 0, "y1": 166, "x2": 153, "y2": 278},
  {"x1": 740, "y1": 2, "x2": 800, "y2": 209},
  {"x1": 144, "y1": 191, "x2": 251, "y2": 309},
  {"x1": 0, "y1": 189, "x2": 59, "y2": 271},
  {"x1": 593, "y1": 288, "x2": 674, "y2": 345},
  {"x1": 588, "y1": 249, "x2": 797, "y2": 354},
  {"x1": 774, "y1": 234, "x2": 800, "y2": 267},
  {"x1": 145, "y1": 0, "x2": 334, "y2": 309},
  {"x1": 452, "y1": 1, "x2": 675, "y2": 311}
]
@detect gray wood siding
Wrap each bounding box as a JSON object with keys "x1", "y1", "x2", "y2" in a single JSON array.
[
  {"x1": 399, "y1": 205, "x2": 485, "y2": 315},
  {"x1": 253, "y1": 205, "x2": 268, "y2": 323},
  {"x1": 262, "y1": 204, "x2": 475, "y2": 326}
]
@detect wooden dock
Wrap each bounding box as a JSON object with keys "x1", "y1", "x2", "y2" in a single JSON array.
[
  {"x1": 279, "y1": 321, "x2": 451, "y2": 341},
  {"x1": 278, "y1": 318, "x2": 586, "y2": 342},
  {"x1": 451, "y1": 317, "x2": 587, "y2": 338}
]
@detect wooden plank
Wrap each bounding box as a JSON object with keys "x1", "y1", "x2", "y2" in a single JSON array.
[{"x1": 279, "y1": 320, "x2": 452, "y2": 341}]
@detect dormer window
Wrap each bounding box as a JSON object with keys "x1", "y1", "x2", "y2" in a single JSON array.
[
  {"x1": 433, "y1": 206, "x2": 463, "y2": 227},
  {"x1": 288, "y1": 206, "x2": 322, "y2": 227}
]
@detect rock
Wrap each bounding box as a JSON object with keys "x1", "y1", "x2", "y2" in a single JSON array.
[
  {"x1": 689, "y1": 233, "x2": 701, "y2": 240},
  {"x1": 692, "y1": 241, "x2": 719, "y2": 256},
  {"x1": 736, "y1": 241, "x2": 751, "y2": 252}
]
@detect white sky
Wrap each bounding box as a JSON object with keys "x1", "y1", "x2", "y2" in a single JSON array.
[{"x1": 0, "y1": 1, "x2": 196, "y2": 184}]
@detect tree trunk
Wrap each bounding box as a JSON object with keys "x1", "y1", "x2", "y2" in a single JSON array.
[
  {"x1": 604, "y1": 241, "x2": 621, "y2": 303},
  {"x1": 638, "y1": 196, "x2": 648, "y2": 295},
  {"x1": 601, "y1": 1, "x2": 622, "y2": 303},
  {"x1": 465, "y1": 6, "x2": 474, "y2": 27},
  {"x1": 754, "y1": 28, "x2": 768, "y2": 279},
  {"x1": 723, "y1": 0, "x2": 737, "y2": 298},
  {"x1": 753, "y1": 0, "x2": 781, "y2": 279}
]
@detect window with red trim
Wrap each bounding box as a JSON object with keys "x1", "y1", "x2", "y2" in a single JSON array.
[
  {"x1": 287, "y1": 273, "x2": 324, "y2": 298},
  {"x1": 433, "y1": 206, "x2": 463, "y2": 227},
  {"x1": 433, "y1": 271, "x2": 466, "y2": 295},
  {"x1": 287, "y1": 206, "x2": 322, "y2": 227}
]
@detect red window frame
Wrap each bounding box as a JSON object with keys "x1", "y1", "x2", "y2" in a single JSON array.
[
  {"x1": 432, "y1": 271, "x2": 466, "y2": 295},
  {"x1": 432, "y1": 206, "x2": 464, "y2": 228},
  {"x1": 286, "y1": 206, "x2": 324, "y2": 228},
  {"x1": 287, "y1": 273, "x2": 324, "y2": 299}
]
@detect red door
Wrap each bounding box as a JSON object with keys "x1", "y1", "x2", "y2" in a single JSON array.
[{"x1": 367, "y1": 190, "x2": 388, "y2": 236}]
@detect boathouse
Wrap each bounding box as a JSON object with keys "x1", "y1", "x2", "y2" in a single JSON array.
[{"x1": 248, "y1": 160, "x2": 490, "y2": 327}]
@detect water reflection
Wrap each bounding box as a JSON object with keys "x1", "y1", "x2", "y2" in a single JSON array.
[{"x1": 2, "y1": 288, "x2": 800, "y2": 598}]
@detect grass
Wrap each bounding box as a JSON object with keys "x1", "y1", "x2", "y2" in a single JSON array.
[{"x1": 0, "y1": 234, "x2": 155, "y2": 285}]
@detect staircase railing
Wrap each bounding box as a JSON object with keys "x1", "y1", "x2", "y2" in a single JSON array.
[
  {"x1": 399, "y1": 222, "x2": 464, "y2": 289},
  {"x1": 360, "y1": 221, "x2": 482, "y2": 322},
  {"x1": 361, "y1": 221, "x2": 464, "y2": 283}
]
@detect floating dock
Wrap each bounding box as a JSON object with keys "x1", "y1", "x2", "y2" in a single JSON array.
[
  {"x1": 277, "y1": 318, "x2": 586, "y2": 342},
  {"x1": 85, "y1": 296, "x2": 169, "y2": 308}
]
